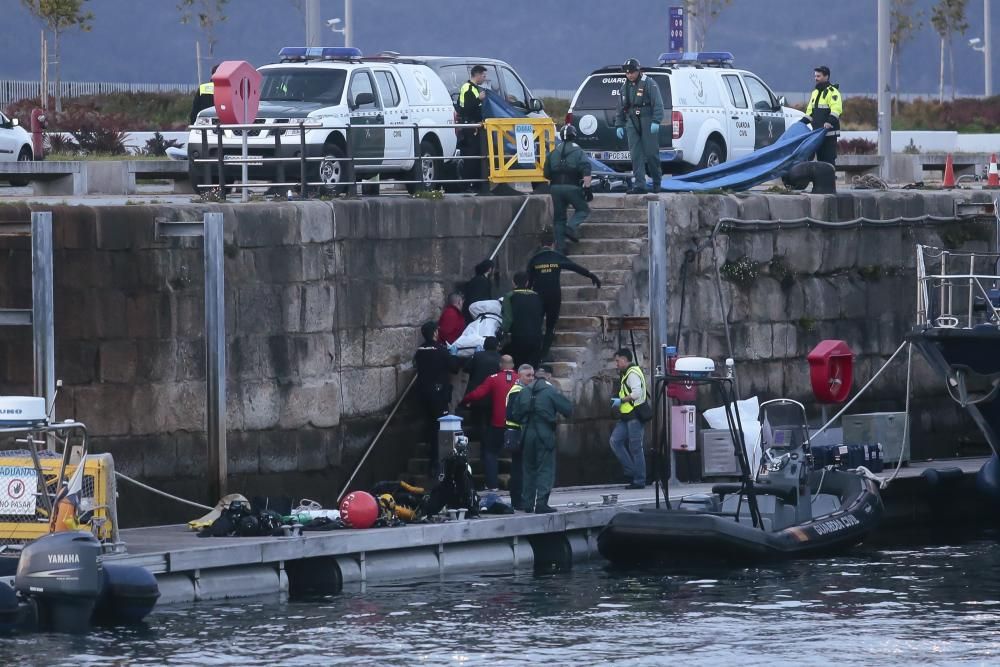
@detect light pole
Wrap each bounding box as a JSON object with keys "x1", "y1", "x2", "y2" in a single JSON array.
[
  {"x1": 305, "y1": 0, "x2": 321, "y2": 47},
  {"x1": 877, "y1": 0, "x2": 892, "y2": 181},
  {"x1": 970, "y1": 34, "x2": 993, "y2": 97}
]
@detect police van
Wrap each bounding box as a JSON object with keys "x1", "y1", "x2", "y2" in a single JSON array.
[
  {"x1": 566, "y1": 52, "x2": 804, "y2": 174},
  {"x1": 188, "y1": 47, "x2": 458, "y2": 193}
]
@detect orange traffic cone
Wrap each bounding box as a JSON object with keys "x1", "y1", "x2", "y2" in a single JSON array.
[
  {"x1": 988, "y1": 154, "x2": 1000, "y2": 187},
  {"x1": 943, "y1": 153, "x2": 956, "y2": 188}
]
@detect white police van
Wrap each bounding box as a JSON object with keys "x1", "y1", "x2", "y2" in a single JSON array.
[
  {"x1": 567, "y1": 52, "x2": 804, "y2": 173},
  {"x1": 188, "y1": 47, "x2": 458, "y2": 193}
]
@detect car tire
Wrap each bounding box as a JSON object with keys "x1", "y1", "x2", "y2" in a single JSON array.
[
  {"x1": 406, "y1": 139, "x2": 440, "y2": 194},
  {"x1": 698, "y1": 139, "x2": 725, "y2": 170},
  {"x1": 317, "y1": 145, "x2": 348, "y2": 196},
  {"x1": 9, "y1": 147, "x2": 32, "y2": 187}
]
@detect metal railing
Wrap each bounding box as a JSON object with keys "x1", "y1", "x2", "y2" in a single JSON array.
[
  {"x1": 189, "y1": 116, "x2": 558, "y2": 198},
  {"x1": 190, "y1": 120, "x2": 493, "y2": 198},
  {"x1": 917, "y1": 245, "x2": 1000, "y2": 329}
]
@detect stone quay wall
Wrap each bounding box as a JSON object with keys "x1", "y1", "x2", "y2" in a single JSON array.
[
  {"x1": 0, "y1": 198, "x2": 548, "y2": 525},
  {"x1": 656, "y1": 191, "x2": 997, "y2": 461}
]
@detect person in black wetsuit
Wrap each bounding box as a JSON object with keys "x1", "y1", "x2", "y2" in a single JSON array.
[
  {"x1": 527, "y1": 240, "x2": 602, "y2": 361},
  {"x1": 413, "y1": 320, "x2": 460, "y2": 476},
  {"x1": 462, "y1": 259, "x2": 494, "y2": 323}
]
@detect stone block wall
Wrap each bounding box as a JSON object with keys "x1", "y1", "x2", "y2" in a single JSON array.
[{"x1": 0, "y1": 197, "x2": 549, "y2": 525}]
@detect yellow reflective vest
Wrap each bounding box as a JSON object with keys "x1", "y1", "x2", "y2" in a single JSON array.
[
  {"x1": 505, "y1": 383, "x2": 524, "y2": 428},
  {"x1": 805, "y1": 84, "x2": 842, "y2": 133},
  {"x1": 199, "y1": 82, "x2": 215, "y2": 95},
  {"x1": 618, "y1": 365, "x2": 647, "y2": 416}
]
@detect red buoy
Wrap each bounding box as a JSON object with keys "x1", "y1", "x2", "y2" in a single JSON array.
[{"x1": 339, "y1": 491, "x2": 379, "y2": 529}]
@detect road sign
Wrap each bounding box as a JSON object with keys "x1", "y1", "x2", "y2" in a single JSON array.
[
  {"x1": 515, "y1": 124, "x2": 535, "y2": 165},
  {"x1": 0, "y1": 465, "x2": 36, "y2": 515},
  {"x1": 669, "y1": 6, "x2": 685, "y2": 53}
]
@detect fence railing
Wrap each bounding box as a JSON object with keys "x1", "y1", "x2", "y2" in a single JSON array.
[{"x1": 1, "y1": 79, "x2": 194, "y2": 108}]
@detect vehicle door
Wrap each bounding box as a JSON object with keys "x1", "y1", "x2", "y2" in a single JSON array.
[
  {"x1": 569, "y1": 74, "x2": 630, "y2": 162},
  {"x1": 721, "y1": 73, "x2": 754, "y2": 158},
  {"x1": 498, "y1": 66, "x2": 537, "y2": 116},
  {"x1": 742, "y1": 74, "x2": 784, "y2": 149},
  {"x1": 647, "y1": 73, "x2": 673, "y2": 152},
  {"x1": 373, "y1": 69, "x2": 409, "y2": 166},
  {"x1": 347, "y1": 69, "x2": 385, "y2": 170},
  {"x1": 0, "y1": 112, "x2": 18, "y2": 161}
]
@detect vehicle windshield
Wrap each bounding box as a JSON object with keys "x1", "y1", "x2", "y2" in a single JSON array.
[{"x1": 260, "y1": 68, "x2": 347, "y2": 103}]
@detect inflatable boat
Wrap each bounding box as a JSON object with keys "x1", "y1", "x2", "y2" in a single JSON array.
[{"x1": 598, "y1": 398, "x2": 883, "y2": 565}]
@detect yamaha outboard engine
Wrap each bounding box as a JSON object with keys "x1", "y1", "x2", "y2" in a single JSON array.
[{"x1": 14, "y1": 531, "x2": 102, "y2": 633}]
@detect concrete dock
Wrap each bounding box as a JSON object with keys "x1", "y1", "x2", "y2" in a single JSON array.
[{"x1": 106, "y1": 456, "x2": 992, "y2": 605}]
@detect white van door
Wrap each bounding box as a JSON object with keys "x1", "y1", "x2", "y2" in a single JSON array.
[
  {"x1": 721, "y1": 74, "x2": 754, "y2": 159},
  {"x1": 742, "y1": 74, "x2": 785, "y2": 149},
  {"x1": 373, "y1": 69, "x2": 410, "y2": 166}
]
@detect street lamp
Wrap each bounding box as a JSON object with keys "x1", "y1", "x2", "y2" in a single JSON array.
[
  {"x1": 326, "y1": 1, "x2": 353, "y2": 47},
  {"x1": 969, "y1": 37, "x2": 993, "y2": 97}
]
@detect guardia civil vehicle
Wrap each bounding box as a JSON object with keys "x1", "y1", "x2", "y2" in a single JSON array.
[
  {"x1": 566, "y1": 52, "x2": 804, "y2": 174},
  {"x1": 187, "y1": 47, "x2": 458, "y2": 193}
]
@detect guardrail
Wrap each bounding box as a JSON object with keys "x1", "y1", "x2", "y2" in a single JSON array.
[{"x1": 189, "y1": 117, "x2": 557, "y2": 199}]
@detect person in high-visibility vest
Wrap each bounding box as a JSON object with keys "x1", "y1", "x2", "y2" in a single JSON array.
[
  {"x1": 800, "y1": 65, "x2": 843, "y2": 166},
  {"x1": 609, "y1": 347, "x2": 648, "y2": 489},
  {"x1": 189, "y1": 64, "x2": 219, "y2": 125},
  {"x1": 457, "y1": 65, "x2": 488, "y2": 188}
]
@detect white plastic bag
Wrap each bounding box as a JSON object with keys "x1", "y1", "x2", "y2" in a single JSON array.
[
  {"x1": 702, "y1": 396, "x2": 762, "y2": 473},
  {"x1": 451, "y1": 300, "x2": 502, "y2": 357}
]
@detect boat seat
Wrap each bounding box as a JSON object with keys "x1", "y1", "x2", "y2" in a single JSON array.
[{"x1": 712, "y1": 481, "x2": 799, "y2": 505}]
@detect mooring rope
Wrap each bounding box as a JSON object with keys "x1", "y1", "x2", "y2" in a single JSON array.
[{"x1": 114, "y1": 471, "x2": 214, "y2": 511}]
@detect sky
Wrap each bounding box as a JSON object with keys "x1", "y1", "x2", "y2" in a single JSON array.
[{"x1": 3, "y1": 0, "x2": 997, "y2": 97}]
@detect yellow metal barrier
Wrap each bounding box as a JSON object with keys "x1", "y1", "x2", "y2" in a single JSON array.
[
  {"x1": 484, "y1": 118, "x2": 557, "y2": 183},
  {"x1": 0, "y1": 453, "x2": 116, "y2": 543}
]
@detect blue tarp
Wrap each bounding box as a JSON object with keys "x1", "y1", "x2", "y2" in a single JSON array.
[{"x1": 657, "y1": 123, "x2": 827, "y2": 192}]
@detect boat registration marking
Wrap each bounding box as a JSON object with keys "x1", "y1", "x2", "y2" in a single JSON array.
[{"x1": 813, "y1": 514, "x2": 860, "y2": 536}]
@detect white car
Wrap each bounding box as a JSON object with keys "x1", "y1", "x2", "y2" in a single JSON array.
[
  {"x1": 0, "y1": 111, "x2": 33, "y2": 186},
  {"x1": 567, "y1": 52, "x2": 805, "y2": 173},
  {"x1": 188, "y1": 46, "x2": 459, "y2": 193}
]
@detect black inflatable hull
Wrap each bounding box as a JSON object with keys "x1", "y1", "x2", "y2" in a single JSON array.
[{"x1": 598, "y1": 474, "x2": 882, "y2": 565}]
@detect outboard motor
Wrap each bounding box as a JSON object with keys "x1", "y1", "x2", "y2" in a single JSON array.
[{"x1": 14, "y1": 531, "x2": 102, "y2": 633}]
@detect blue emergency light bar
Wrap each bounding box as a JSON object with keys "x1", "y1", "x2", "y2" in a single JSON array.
[
  {"x1": 658, "y1": 51, "x2": 735, "y2": 67},
  {"x1": 278, "y1": 46, "x2": 363, "y2": 62}
]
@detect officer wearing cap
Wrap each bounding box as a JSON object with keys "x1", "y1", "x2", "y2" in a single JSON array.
[
  {"x1": 543, "y1": 125, "x2": 593, "y2": 253},
  {"x1": 614, "y1": 58, "x2": 665, "y2": 194},
  {"x1": 801, "y1": 65, "x2": 842, "y2": 166}
]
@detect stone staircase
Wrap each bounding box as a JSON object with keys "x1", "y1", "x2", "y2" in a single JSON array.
[
  {"x1": 547, "y1": 195, "x2": 650, "y2": 391},
  {"x1": 401, "y1": 194, "x2": 651, "y2": 491}
]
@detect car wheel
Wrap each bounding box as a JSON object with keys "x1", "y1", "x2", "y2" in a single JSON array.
[
  {"x1": 698, "y1": 139, "x2": 725, "y2": 170},
  {"x1": 9, "y1": 147, "x2": 32, "y2": 187},
  {"x1": 318, "y1": 145, "x2": 347, "y2": 196},
  {"x1": 406, "y1": 139, "x2": 440, "y2": 194}
]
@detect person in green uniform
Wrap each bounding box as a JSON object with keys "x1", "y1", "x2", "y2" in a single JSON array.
[
  {"x1": 614, "y1": 58, "x2": 665, "y2": 195},
  {"x1": 543, "y1": 125, "x2": 593, "y2": 253},
  {"x1": 507, "y1": 363, "x2": 573, "y2": 513}
]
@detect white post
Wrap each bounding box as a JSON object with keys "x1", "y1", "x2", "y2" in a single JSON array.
[
  {"x1": 305, "y1": 0, "x2": 321, "y2": 47},
  {"x1": 196, "y1": 40, "x2": 202, "y2": 85},
  {"x1": 344, "y1": 0, "x2": 354, "y2": 48},
  {"x1": 877, "y1": 0, "x2": 892, "y2": 181},
  {"x1": 241, "y1": 79, "x2": 249, "y2": 203},
  {"x1": 40, "y1": 31, "x2": 47, "y2": 111},
  {"x1": 987, "y1": 0, "x2": 993, "y2": 97}
]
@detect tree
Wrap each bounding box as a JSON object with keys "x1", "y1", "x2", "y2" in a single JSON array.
[
  {"x1": 178, "y1": 0, "x2": 229, "y2": 83},
  {"x1": 890, "y1": 0, "x2": 923, "y2": 112},
  {"x1": 685, "y1": 0, "x2": 732, "y2": 51},
  {"x1": 20, "y1": 0, "x2": 94, "y2": 113},
  {"x1": 931, "y1": 0, "x2": 969, "y2": 101}
]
